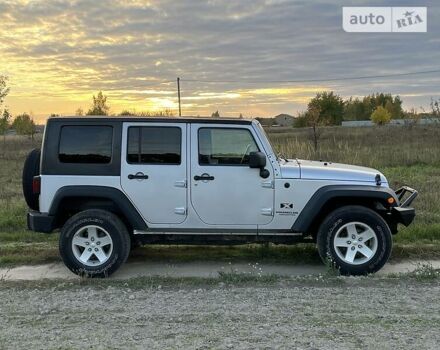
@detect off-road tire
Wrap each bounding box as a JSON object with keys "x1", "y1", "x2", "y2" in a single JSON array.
[
  {"x1": 317, "y1": 205, "x2": 392, "y2": 275},
  {"x1": 22, "y1": 148, "x2": 40, "y2": 210},
  {"x1": 59, "y1": 209, "x2": 131, "y2": 278}
]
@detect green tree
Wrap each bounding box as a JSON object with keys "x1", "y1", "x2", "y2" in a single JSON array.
[
  {"x1": 86, "y1": 91, "x2": 109, "y2": 115},
  {"x1": 293, "y1": 111, "x2": 308, "y2": 128},
  {"x1": 371, "y1": 106, "x2": 391, "y2": 125},
  {"x1": 13, "y1": 113, "x2": 36, "y2": 138},
  {"x1": 0, "y1": 108, "x2": 11, "y2": 147},
  {"x1": 343, "y1": 93, "x2": 403, "y2": 121},
  {"x1": 385, "y1": 95, "x2": 402, "y2": 118},
  {"x1": 363, "y1": 93, "x2": 402, "y2": 120},
  {"x1": 307, "y1": 91, "x2": 344, "y2": 125},
  {"x1": 343, "y1": 97, "x2": 365, "y2": 121},
  {"x1": 211, "y1": 110, "x2": 220, "y2": 118}
]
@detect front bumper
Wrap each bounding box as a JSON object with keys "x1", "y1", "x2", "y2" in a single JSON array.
[
  {"x1": 392, "y1": 206, "x2": 416, "y2": 226},
  {"x1": 391, "y1": 186, "x2": 418, "y2": 227},
  {"x1": 27, "y1": 211, "x2": 56, "y2": 233}
]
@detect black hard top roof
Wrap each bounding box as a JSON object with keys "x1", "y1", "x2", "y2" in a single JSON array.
[{"x1": 47, "y1": 116, "x2": 253, "y2": 125}]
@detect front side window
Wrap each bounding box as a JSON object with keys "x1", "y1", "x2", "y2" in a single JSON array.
[
  {"x1": 59, "y1": 126, "x2": 113, "y2": 164},
  {"x1": 199, "y1": 128, "x2": 259, "y2": 165},
  {"x1": 127, "y1": 126, "x2": 181, "y2": 164}
]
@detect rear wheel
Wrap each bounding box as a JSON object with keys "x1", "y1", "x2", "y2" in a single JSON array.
[
  {"x1": 59, "y1": 209, "x2": 131, "y2": 277},
  {"x1": 317, "y1": 205, "x2": 392, "y2": 275}
]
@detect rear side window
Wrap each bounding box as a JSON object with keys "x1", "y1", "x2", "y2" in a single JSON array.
[
  {"x1": 198, "y1": 128, "x2": 259, "y2": 165},
  {"x1": 59, "y1": 126, "x2": 113, "y2": 164},
  {"x1": 127, "y1": 127, "x2": 181, "y2": 164}
]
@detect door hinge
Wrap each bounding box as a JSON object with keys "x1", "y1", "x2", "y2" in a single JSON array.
[
  {"x1": 261, "y1": 208, "x2": 273, "y2": 216},
  {"x1": 174, "y1": 207, "x2": 187, "y2": 215},
  {"x1": 262, "y1": 180, "x2": 274, "y2": 189},
  {"x1": 174, "y1": 180, "x2": 187, "y2": 188}
]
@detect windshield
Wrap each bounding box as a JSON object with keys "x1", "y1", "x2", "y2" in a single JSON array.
[
  {"x1": 255, "y1": 121, "x2": 289, "y2": 162},
  {"x1": 255, "y1": 121, "x2": 277, "y2": 159}
]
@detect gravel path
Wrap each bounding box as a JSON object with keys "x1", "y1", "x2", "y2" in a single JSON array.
[{"x1": 1, "y1": 279, "x2": 439, "y2": 349}]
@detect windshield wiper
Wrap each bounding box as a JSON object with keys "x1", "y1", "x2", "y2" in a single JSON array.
[{"x1": 277, "y1": 153, "x2": 288, "y2": 162}]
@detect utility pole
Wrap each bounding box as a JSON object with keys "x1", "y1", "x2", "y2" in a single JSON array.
[{"x1": 177, "y1": 77, "x2": 181, "y2": 117}]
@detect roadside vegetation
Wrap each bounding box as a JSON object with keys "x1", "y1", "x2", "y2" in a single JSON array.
[{"x1": 0, "y1": 123, "x2": 439, "y2": 267}]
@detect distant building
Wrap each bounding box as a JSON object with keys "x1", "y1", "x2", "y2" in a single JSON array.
[{"x1": 274, "y1": 114, "x2": 294, "y2": 127}]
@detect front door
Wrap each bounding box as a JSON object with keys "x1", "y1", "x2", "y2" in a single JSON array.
[
  {"x1": 190, "y1": 124, "x2": 274, "y2": 226},
  {"x1": 120, "y1": 123, "x2": 187, "y2": 224}
]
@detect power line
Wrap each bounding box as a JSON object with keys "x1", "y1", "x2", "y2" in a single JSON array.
[{"x1": 180, "y1": 69, "x2": 440, "y2": 84}]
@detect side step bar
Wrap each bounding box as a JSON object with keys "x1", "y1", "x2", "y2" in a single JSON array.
[{"x1": 134, "y1": 230, "x2": 303, "y2": 236}]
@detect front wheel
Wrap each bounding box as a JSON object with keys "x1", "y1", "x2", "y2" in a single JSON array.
[
  {"x1": 59, "y1": 209, "x2": 131, "y2": 277},
  {"x1": 317, "y1": 205, "x2": 392, "y2": 275}
]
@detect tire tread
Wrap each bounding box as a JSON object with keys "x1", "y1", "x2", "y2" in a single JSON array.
[
  {"x1": 317, "y1": 205, "x2": 392, "y2": 275},
  {"x1": 59, "y1": 209, "x2": 131, "y2": 278}
]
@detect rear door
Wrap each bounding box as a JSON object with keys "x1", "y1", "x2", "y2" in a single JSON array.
[
  {"x1": 120, "y1": 123, "x2": 187, "y2": 224},
  {"x1": 190, "y1": 124, "x2": 274, "y2": 226}
]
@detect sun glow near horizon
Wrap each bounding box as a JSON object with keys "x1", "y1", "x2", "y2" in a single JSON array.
[{"x1": 2, "y1": 68, "x2": 330, "y2": 123}]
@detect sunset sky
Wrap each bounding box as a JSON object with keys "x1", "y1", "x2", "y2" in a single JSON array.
[{"x1": 0, "y1": 0, "x2": 439, "y2": 123}]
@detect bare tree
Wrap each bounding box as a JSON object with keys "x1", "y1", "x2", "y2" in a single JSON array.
[
  {"x1": 75, "y1": 107, "x2": 84, "y2": 116},
  {"x1": 430, "y1": 98, "x2": 440, "y2": 117},
  {"x1": 403, "y1": 108, "x2": 422, "y2": 128},
  {"x1": 119, "y1": 109, "x2": 174, "y2": 117},
  {"x1": 0, "y1": 76, "x2": 10, "y2": 153},
  {"x1": 0, "y1": 76, "x2": 9, "y2": 107},
  {"x1": 305, "y1": 105, "x2": 324, "y2": 152}
]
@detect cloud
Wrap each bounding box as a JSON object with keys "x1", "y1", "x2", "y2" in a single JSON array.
[{"x1": 0, "y1": 0, "x2": 439, "y2": 121}]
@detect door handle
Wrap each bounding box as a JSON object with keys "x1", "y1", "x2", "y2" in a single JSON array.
[
  {"x1": 194, "y1": 173, "x2": 215, "y2": 181},
  {"x1": 128, "y1": 172, "x2": 149, "y2": 180}
]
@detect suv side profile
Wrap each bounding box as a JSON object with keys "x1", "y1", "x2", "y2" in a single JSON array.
[{"x1": 24, "y1": 116, "x2": 417, "y2": 277}]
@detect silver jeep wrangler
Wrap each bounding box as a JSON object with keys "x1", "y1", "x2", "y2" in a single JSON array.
[{"x1": 24, "y1": 116, "x2": 417, "y2": 276}]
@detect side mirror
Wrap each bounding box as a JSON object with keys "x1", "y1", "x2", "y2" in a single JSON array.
[
  {"x1": 249, "y1": 151, "x2": 270, "y2": 179},
  {"x1": 249, "y1": 151, "x2": 266, "y2": 168}
]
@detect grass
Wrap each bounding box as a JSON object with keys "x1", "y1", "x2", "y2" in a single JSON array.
[{"x1": 0, "y1": 124, "x2": 439, "y2": 267}]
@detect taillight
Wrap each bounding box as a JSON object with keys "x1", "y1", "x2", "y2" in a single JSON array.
[{"x1": 32, "y1": 176, "x2": 41, "y2": 195}]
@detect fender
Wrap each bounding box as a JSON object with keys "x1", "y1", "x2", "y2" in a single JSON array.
[
  {"x1": 292, "y1": 185, "x2": 398, "y2": 233},
  {"x1": 49, "y1": 185, "x2": 148, "y2": 230}
]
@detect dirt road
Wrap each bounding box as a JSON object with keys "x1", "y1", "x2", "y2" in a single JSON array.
[
  {"x1": 1, "y1": 261, "x2": 440, "y2": 349},
  {"x1": 1, "y1": 275, "x2": 440, "y2": 349}
]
